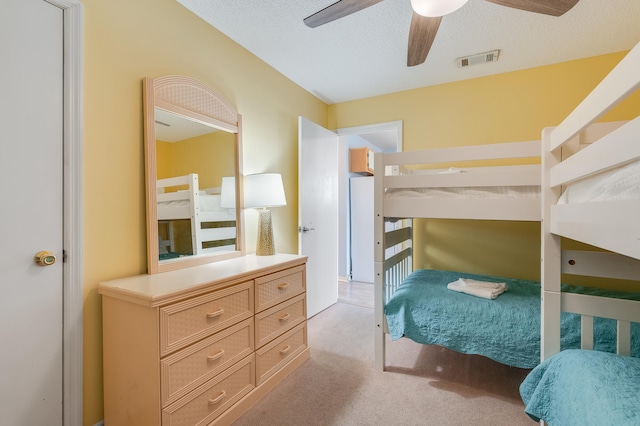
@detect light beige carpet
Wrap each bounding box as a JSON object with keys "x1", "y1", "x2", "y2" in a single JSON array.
[{"x1": 233, "y1": 302, "x2": 534, "y2": 425}]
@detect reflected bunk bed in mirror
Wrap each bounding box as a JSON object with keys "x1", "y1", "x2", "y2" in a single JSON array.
[
  {"x1": 144, "y1": 75, "x2": 245, "y2": 273},
  {"x1": 156, "y1": 173, "x2": 236, "y2": 259}
]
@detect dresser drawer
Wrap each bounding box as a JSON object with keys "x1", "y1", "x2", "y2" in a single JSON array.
[
  {"x1": 255, "y1": 265, "x2": 305, "y2": 313},
  {"x1": 160, "y1": 282, "x2": 253, "y2": 356},
  {"x1": 160, "y1": 318, "x2": 254, "y2": 406},
  {"x1": 255, "y1": 294, "x2": 306, "y2": 349},
  {"x1": 256, "y1": 322, "x2": 307, "y2": 385},
  {"x1": 162, "y1": 354, "x2": 255, "y2": 426}
]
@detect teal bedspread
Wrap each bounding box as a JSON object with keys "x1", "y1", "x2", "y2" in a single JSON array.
[
  {"x1": 384, "y1": 269, "x2": 640, "y2": 369},
  {"x1": 520, "y1": 349, "x2": 640, "y2": 425}
]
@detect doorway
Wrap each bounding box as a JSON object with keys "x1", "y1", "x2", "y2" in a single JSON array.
[
  {"x1": 298, "y1": 119, "x2": 401, "y2": 316},
  {"x1": 336, "y1": 121, "x2": 402, "y2": 304}
]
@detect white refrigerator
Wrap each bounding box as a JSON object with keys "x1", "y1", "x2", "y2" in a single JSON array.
[{"x1": 349, "y1": 176, "x2": 374, "y2": 283}]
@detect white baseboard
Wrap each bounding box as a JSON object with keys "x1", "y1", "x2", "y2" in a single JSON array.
[{"x1": 93, "y1": 421, "x2": 104, "y2": 426}]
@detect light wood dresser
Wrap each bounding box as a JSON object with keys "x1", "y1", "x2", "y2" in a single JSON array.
[{"x1": 99, "y1": 254, "x2": 309, "y2": 426}]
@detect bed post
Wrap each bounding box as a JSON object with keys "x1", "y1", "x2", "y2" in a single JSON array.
[
  {"x1": 540, "y1": 127, "x2": 562, "y2": 361},
  {"x1": 374, "y1": 152, "x2": 386, "y2": 371},
  {"x1": 188, "y1": 173, "x2": 203, "y2": 255}
]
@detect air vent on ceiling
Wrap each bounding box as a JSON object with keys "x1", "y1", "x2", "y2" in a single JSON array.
[{"x1": 457, "y1": 50, "x2": 500, "y2": 68}]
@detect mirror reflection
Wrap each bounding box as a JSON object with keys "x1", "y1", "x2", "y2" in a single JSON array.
[
  {"x1": 144, "y1": 75, "x2": 244, "y2": 274},
  {"x1": 154, "y1": 108, "x2": 237, "y2": 261}
]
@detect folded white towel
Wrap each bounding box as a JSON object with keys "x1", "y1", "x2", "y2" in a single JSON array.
[
  {"x1": 438, "y1": 167, "x2": 466, "y2": 174},
  {"x1": 447, "y1": 278, "x2": 508, "y2": 300}
]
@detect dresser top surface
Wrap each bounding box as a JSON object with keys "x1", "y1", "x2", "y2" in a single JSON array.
[{"x1": 98, "y1": 254, "x2": 307, "y2": 307}]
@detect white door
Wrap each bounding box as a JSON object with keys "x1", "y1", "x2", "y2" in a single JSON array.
[
  {"x1": 350, "y1": 176, "x2": 375, "y2": 283},
  {"x1": 0, "y1": 1, "x2": 64, "y2": 424},
  {"x1": 298, "y1": 117, "x2": 338, "y2": 318}
]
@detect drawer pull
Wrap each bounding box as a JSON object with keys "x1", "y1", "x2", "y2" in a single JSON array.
[
  {"x1": 208, "y1": 390, "x2": 227, "y2": 405},
  {"x1": 277, "y1": 283, "x2": 288, "y2": 290},
  {"x1": 279, "y1": 344, "x2": 291, "y2": 354},
  {"x1": 279, "y1": 313, "x2": 290, "y2": 322},
  {"x1": 206, "y1": 308, "x2": 225, "y2": 318},
  {"x1": 207, "y1": 349, "x2": 225, "y2": 362}
]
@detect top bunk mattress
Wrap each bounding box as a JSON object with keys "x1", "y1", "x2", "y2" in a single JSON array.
[
  {"x1": 157, "y1": 191, "x2": 234, "y2": 221},
  {"x1": 383, "y1": 166, "x2": 541, "y2": 201},
  {"x1": 558, "y1": 159, "x2": 640, "y2": 204},
  {"x1": 158, "y1": 191, "x2": 224, "y2": 211},
  {"x1": 385, "y1": 185, "x2": 540, "y2": 200}
]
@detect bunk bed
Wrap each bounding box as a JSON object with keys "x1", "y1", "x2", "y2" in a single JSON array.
[
  {"x1": 373, "y1": 139, "x2": 545, "y2": 370},
  {"x1": 374, "y1": 55, "x2": 640, "y2": 372},
  {"x1": 519, "y1": 40, "x2": 640, "y2": 424},
  {"x1": 156, "y1": 173, "x2": 236, "y2": 259}
]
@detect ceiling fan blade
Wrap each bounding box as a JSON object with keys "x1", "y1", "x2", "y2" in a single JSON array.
[
  {"x1": 407, "y1": 12, "x2": 442, "y2": 67},
  {"x1": 304, "y1": 0, "x2": 385, "y2": 28},
  {"x1": 485, "y1": 0, "x2": 579, "y2": 16}
]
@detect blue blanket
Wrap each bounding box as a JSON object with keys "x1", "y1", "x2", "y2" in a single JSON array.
[
  {"x1": 384, "y1": 269, "x2": 640, "y2": 368},
  {"x1": 520, "y1": 349, "x2": 640, "y2": 425}
]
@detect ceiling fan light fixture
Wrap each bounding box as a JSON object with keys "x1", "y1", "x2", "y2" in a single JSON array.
[{"x1": 411, "y1": 0, "x2": 469, "y2": 17}]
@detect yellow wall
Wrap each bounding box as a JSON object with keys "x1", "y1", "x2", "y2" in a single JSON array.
[
  {"x1": 329, "y1": 52, "x2": 640, "y2": 282},
  {"x1": 82, "y1": 0, "x2": 326, "y2": 423},
  {"x1": 328, "y1": 52, "x2": 639, "y2": 147},
  {"x1": 156, "y1": 139, "x2": 172, "y2": 180},
  {"x1": 157, "y1": 131, "x2": 236, "y2": 189},
  {"x1": 81, "y1": 0, "x2": 639, "y2": 422}
]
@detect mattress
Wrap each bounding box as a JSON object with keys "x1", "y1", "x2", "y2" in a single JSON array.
[
  {"x1": 384, "y1": 269, "x2": 640, "y2": 369},
  {"x1": 520, "y1": 349, "x2": 640, "y2": 425},
  {"x1": 559, "y1": 159, "x2": 640, "y2": 204},
  {"x1": 385, "y1": 185, "x2": 540, "y2": 200},
  {"x1": 384, "y1": 166, "x2": 540, "y2": 200},
  {"x1": 157, "y1": 192, "x2": 226, "y2": 219}
]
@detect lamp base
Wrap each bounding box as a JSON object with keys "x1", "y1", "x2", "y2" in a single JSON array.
[{"x1": 256, "y1": 209, "x2": 275, "y2": 256}]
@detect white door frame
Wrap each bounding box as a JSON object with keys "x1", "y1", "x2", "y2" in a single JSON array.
[
  {"x1": 50, "y1": 1, "x2": 84, "y2": 424},
  {"x1": 336, "y1": 120, "x2": 403, "y2": 152}
]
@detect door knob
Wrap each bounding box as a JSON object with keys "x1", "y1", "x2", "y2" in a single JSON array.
[
  {"x1": 34, "y1": 251, "x2": 56, "y2": 266},
  {"x1": 298, "y1": 226, "x2": 315, "y2": 233}
]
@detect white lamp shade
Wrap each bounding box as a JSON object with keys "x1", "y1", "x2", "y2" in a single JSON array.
[
  {"x1": 244, "y1": 173, "x2": 287, "y2": 208},
  {"x1": 411, "y1": 0, "x2": 468, "y2": 17},
  {"x1": 219, "y1": 176, "x2": 236, "y2": 209}
]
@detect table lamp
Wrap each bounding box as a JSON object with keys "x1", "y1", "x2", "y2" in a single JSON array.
[
  {"x1": 244, "y1": 173, "x2": 287, "y2": 255},
  {"x1": 219, "y1": 176, "x2": 236, "y2": 210}
]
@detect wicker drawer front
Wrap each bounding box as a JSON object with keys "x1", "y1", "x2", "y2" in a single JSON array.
[
  {"x1": 162, "y1": 355, "x2": 255, "y2": 426},
  {"x1": 255, "y1": 265, "x2": 305, "y2": 312},
  {"x1": 160, "y1": 282, "x2": 253, "y2": 356},
  {"x1": 161, "y1": 318, "x2": 254, "y2": 406},
  {"x1": 256, "y1": 322, "x2": 307, "y2": 385},
  {"x1": 255, "y1": 294, "x2": 306, "y2": 348}
]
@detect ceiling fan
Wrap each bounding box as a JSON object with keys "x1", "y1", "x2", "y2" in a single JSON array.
[{"x1": 304, "y1": 0, "x2": 579, "y2": 67}]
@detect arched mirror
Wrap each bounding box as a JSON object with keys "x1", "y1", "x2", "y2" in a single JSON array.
[{"x1": 143, "y1": 75, "x2": 244, "y2": 274}]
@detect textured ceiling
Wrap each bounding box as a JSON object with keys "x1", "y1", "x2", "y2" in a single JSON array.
[{"x1": 176, "y1": 0, "x2": 640, "y2": 105}]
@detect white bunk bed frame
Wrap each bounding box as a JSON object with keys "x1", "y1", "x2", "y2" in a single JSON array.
[
  {"x1": 373, "y1": 139, "x2": 541, "y2": 371},
  {"x1": 541, "y1": 41, "x2": 640, "y2": 362},
  {"x1": 157, "y1": 173, "x2": 236, "y2": 257}
]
